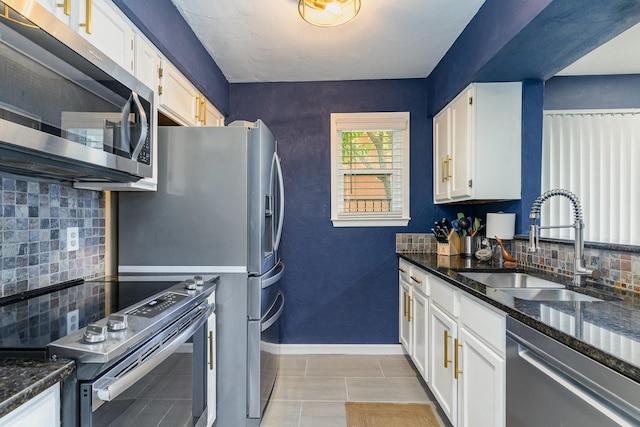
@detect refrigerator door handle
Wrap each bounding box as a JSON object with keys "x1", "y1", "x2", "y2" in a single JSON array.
[
  {"x1": 262, "y1": 261, "x2": 284, "y2": 289},
  {"x1": 274, "y1": 153, "x2": 285, "y2": 251},
  {"x1": 261, "y1": 291, "x2": 284, "y2": 331}
]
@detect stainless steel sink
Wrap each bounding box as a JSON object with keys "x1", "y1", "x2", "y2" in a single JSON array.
[
  {"x1": 497, "y1": 288, "x2": 602, "y2": 302},
  {"x1": 458, "y1": 272, "x2": 565, "y2": 289}
]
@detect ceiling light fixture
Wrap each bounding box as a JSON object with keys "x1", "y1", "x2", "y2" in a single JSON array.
[{"x1": 298, "y1": 0, "x2": 361, "y2": 27}]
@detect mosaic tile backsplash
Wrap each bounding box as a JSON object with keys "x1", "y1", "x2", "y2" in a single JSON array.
[
  {"x1": 0, "y1": 175, "x2": 105, "y2": 297},
  {"x1": 396, "y1": 233, "x2": 640, "y2": 293}
]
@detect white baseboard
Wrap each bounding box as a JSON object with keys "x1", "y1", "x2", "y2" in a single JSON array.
[{"x1": 279, "y1": 344, "x2": 405, "y2": 355}]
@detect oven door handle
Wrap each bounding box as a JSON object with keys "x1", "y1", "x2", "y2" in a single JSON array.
[{"x1": 93, "y1": 304, "x2": 212, "y2": 402}]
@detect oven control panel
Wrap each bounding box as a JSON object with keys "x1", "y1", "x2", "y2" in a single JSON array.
[{"x1": 126, "y1": 292, "x2": 189, "y2": 318}]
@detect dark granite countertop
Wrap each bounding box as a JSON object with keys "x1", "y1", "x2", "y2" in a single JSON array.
[
  {"x1": 398, "y1": 252, "x2": 640, "y2": 383},
  {"x1": 0, "y1": 358, "x2": 75, "y2": 417}
]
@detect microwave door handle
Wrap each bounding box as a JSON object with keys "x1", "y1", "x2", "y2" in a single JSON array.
[
  {"x1": 129, "y1": 91, "x2": 148, "y2": 162},
  {"x1": 274, "y1": 153, "x2": 285, "y2": 251},
  {"x1": 120, "y1": 94, "x2": 132, "y2": 157}
]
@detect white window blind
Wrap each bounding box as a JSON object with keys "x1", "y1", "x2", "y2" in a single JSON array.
[
  {"x1": 330, "y1": 112, "x2": 410, "y2": 227},
  {"x1": 541, "y1": 110, "x2": 640, "y2": 244}
]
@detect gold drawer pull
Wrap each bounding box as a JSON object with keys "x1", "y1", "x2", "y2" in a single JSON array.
[
  {"x1": 57, "y1": 0, "x2": 70, "y2": 15},
  {"x1": 79, "y1": 0, "x2": 92, "y2": 34},
  {"x1": 444, "y1": 330, "x2": 452, "y2": 368},
  {"x1": 410, "y1": 275, "x2": 422, "y2": 284},
  {"x1": 454, "y1": 339, "x2": 463, "y2": 379}
]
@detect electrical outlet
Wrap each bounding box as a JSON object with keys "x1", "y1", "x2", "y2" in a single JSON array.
[
  {"x1": 67, "y1": 227, "x2": 79, "y2": 252},
  {"x1": 67, "y1": 309, "x2": 79, "y2": 335}
]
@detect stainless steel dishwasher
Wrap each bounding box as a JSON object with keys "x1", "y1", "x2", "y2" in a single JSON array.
[{"x1": 506, "y1": 317, "x2": 640, "y2": 427}]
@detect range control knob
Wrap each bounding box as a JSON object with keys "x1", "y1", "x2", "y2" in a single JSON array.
[
  {"x1": 83, "y1": 323, "x2": 107, "y2": 343},
  {"x1": 107, "y1": 314, "x2": 128, "y2": 332},
  {"x1": 184, "y1": 279, "x2": 197, "y2": 290},
  {"x1": 194, "y1": 275, "x2": 204, "y2": 286}
]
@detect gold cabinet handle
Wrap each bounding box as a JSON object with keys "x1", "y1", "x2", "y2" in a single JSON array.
[
  {"x1": 195, "y1": 94, "x2": 202, "y2": 122},
  {"x1": 57, "y1": 0, "x2": 70, "y2": 15},
  {"x1": 202, "y1": 97, "x2": 207, "y2": 125},
  {"x1": 446, "y1": 155, "x2": 452, "y2": 180},
  {"x1": 454, "y1": 338, "x2": 463, "y2": 379},
  {"x1": 79, "y1": 0, "x2": 92, "y2": 34},
  {"x1": 408, "y1": 297, "x2": 412, "y2": 322},
  {"x1": 444, "y1": 330, "x2": 452, "y2": 368},
  {"x1": 403, "y1": 291, "x2": 407, "y2": 318},
  {"x1": 410, "y1": 275, "x2": 422, "y2": 284},
  {"x1": 441, "y1": 157, "x2": 447, "y2": 183},
  {"x1": 208, "y1": 331, "x2": 214, "y2": 370},
  {"x1": 399, "y1": 267, "x2": 408, "y2": 274}
]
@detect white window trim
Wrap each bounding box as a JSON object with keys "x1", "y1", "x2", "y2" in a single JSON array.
[{"x1": 330, "y1": 112, "x2": 411, "y2": 227}]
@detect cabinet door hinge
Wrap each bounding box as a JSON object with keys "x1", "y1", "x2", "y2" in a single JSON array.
[
  {"x1": 158, "y1": 67, "x2": 164, "y2": 78},
  {"x1": 468, "y1": 179, "x2": 473, "y2": 188},
  {"x1": 468, "y1": 96, "x2": 473, "y2": 105},
  {"x1": 158, "y1": 85, "x2": 163, "y2": 95}
]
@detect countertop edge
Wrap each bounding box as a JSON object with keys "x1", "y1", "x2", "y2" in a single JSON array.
[
  {"x1": 397, "y1": 252, "x2": 640, "y2": 383},
  {"x1": 0, "y1": 359, "x2": 75, "y2": 418}
]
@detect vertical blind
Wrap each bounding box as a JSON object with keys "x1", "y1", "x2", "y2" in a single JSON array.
[{"x1": 541, "y1": 110, "x2": 640, "y2": 244}]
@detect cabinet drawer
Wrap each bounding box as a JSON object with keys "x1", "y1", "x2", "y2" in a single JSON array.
[
  {"x1": 409, "y1": 266, "x2": 429, "y2": 295},
  {"x1": 398, "y1": 260, "x2": 411, "y2": 283},
  {"x1": 460, "y1": 295, "x2": 505, "y2": 355},
  {"x1": 431, "y1": 278, "x2": 458, "y2": 317}
]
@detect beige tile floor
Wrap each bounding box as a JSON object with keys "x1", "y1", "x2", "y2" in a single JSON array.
[{"x1": 261, "y1": 354, "x2": 448, "y2": 427}]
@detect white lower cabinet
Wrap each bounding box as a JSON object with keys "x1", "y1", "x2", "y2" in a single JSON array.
[
  {"x1": 457, "y1": 327, "x2": 505, "y2": 427},
  {"x1": 430, "y1": 303, "x2": 458, "y2": 424},
  {"x1": 411, "y1": 290, "x2": 429, "y2": 380},
  {"x1": 0, "y1": 383, "x2": 60, "y2": 427},
  {"x1": 399, "y1": 260, "x2": 430, "y2": 380},
  {"x1": 399, "y1": 272, "x2": 412, "y2": 354},
  {"x1": 399, "y1": 260, "x2": 506, "y2": 427}
]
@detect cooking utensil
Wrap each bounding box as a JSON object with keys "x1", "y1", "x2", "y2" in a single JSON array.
[{"x1": 458, "y1": 217, "x2": 470, "y2": 235}]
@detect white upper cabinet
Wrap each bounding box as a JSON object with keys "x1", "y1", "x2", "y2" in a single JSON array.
[
  {"x1": 37, "y1": 0, "x2": 134, "y2": 73},
  {"x1": 158, "y1": 59, "x2": 200, "y2": 126},
  {"x1": 134, "y1": 34, "x2": 161, "y2": 96},
  {"x1": 158, "y1": 59, "x2": 222, "y2": 127},
  {"x1": 433, "y1": 82, "x2": 522, "y2": 204},
  {"x1": 75, "y1": 0, "x2": 135, "y2": 73}
]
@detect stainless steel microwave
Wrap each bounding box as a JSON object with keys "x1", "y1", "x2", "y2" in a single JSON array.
[{"x1": 0, "y1": 0, "x2": 153, "y2": 182}]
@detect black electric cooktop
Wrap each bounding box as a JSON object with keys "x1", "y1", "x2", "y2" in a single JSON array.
[{"x1": 0, "y1": 279, "x2": 177, "y2": 354}]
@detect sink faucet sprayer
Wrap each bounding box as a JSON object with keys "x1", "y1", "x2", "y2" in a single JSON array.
[{"x1": 528, "y1": 189, "x2": 600, "y2": 286}]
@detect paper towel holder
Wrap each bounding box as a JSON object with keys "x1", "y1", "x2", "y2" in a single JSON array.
[{"x1": 486, "y1": 212, "x2": 516, "y2": 264}]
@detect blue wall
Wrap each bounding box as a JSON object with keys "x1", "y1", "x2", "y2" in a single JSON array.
[
  {"x1": 114, "y1": 0, "x2": 640, "y2": 344},
  {"x1": 227, "y1": 80, "x2": 457, "y2": 343},
  {"x1": 545, "y1": 75, "x2": 640, "y2": 110}
]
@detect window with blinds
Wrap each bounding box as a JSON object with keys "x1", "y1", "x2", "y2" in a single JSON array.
[
  {"x1": 330, "y1": 112, "x2": 410, "y2": 227},
  {"x1": 541, "y1": 110, "x2": 640, "y2": 245}
]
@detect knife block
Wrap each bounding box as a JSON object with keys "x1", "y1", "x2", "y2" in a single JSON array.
[{"x1": 437, "y1": 230, "x2": 461, "y2": 256}]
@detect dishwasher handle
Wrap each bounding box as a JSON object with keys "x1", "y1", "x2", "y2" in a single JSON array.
[{"x1": 513, "y1": 336, "x2": 634, "y2": 427}]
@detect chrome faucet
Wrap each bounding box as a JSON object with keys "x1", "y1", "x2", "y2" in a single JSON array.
[{"x1": 528, "y1": 189, "x2": 598, "y2": 285}]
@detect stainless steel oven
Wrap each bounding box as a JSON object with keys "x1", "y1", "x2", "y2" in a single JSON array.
[
  {"x1": 48, "y1": 278, "x2": 216, "y2": 427},
  {"x1": 0, "y1": 0, "x2": 153, "y2": 182}
]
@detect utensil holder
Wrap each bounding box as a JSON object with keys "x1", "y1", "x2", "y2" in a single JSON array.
[{"x1": 437, "y1": 230, "x2": 461, "y2": 256}]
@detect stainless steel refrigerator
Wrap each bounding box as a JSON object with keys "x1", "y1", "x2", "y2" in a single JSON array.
[{"x1": 118, "y1": 120, "x2": 285, "y2": 427}]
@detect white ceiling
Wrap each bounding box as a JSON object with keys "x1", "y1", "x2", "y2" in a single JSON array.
[
  {"x1": 556, "y1": 21, "x2": 640, "y2": 76},
  {"x1": 170, "y1": 0, "x2": 486, "y2": 83}
]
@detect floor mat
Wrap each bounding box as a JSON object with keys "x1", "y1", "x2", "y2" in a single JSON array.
[{"x1": 345, "y1": 402, "x2": 440, "y2": 427}]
